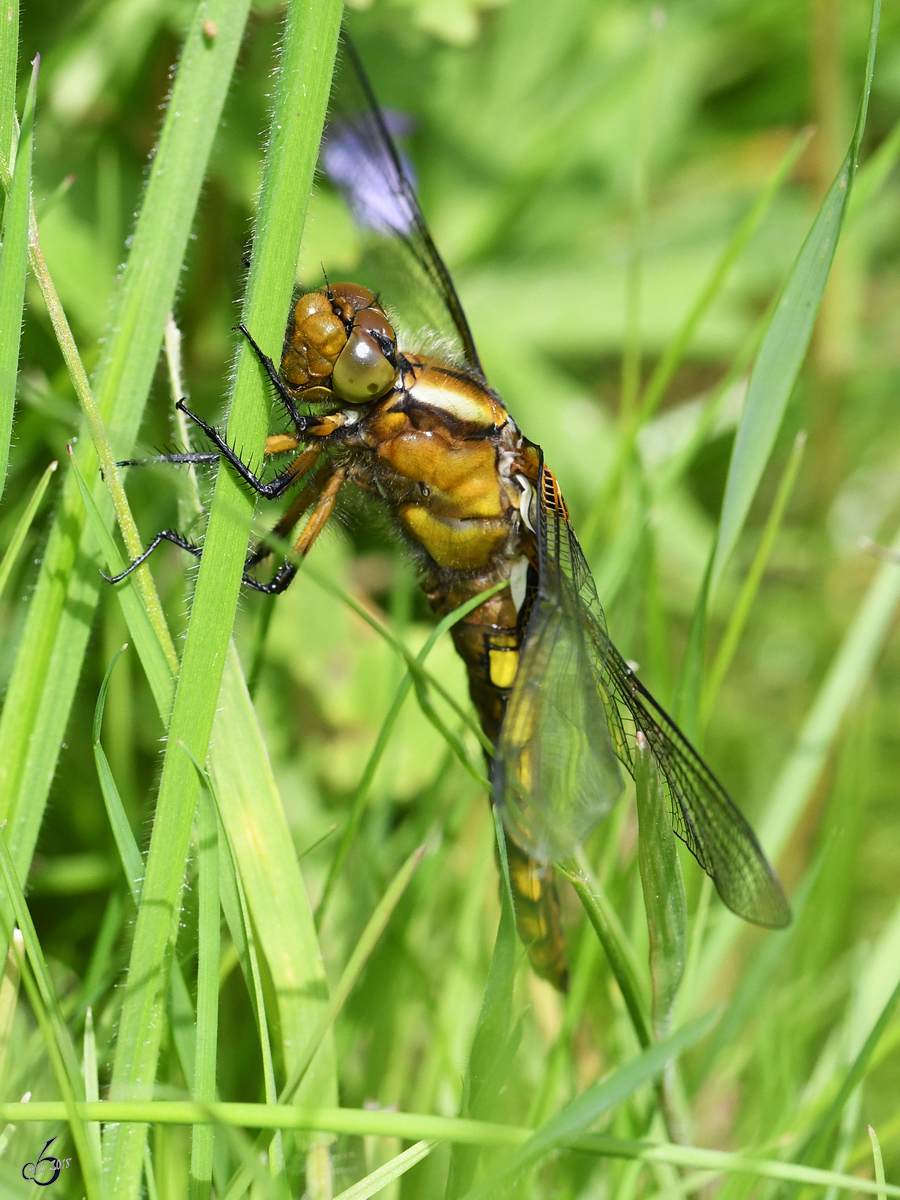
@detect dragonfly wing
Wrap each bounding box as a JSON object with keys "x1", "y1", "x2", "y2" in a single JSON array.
[
  {"x1": 499, "y1": 458, "x2": 790, "y2": 929},
  {"x1": 602, "y1": 645, "x2": 791, "y2": 928},
  {"x1": 495, "y1": 461, "x2": 623, "y2": 863},
  {"x1": 322, "y1": 36, "x2": 483, "y2": 374}
]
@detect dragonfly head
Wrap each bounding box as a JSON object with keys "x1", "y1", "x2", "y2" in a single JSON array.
[{"x1": 281, "y1": 282, "x2": 399, "y2": 407}]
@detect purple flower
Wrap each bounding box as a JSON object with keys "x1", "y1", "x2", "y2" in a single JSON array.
[{"x1": 323, "y1": 111, "x2": 417, "y2": 237}]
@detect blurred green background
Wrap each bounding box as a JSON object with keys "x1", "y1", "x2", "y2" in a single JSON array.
[{"x1": 2, "y1": 0, "x2": 900, "y2": 1195}]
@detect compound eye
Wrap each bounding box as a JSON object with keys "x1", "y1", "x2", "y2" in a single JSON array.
[{"x1": 331, "y1": 312, "x2": 398, "y2": 403}]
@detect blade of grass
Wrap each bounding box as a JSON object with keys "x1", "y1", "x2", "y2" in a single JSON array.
[
  {"x1": 210, "y1": 646, "x2": 338, "y2": 1104},
  {"x1": 316, "y1": 579, "x2": 506, "y2": 926},
  {"x1": 0, "y1": 0, "x2": 252, "y2": 910},
  {"x1": 560, "y1": 852, "x2": 652, "y2": 1050},
  {"x1": 0, "y1": 459, "x2": 55, "y2": 602},
  {"x1": 0, "y1": 0, "x2": 16, "y2": 175},
  {"x1": 189, "y1": 788, "x2": 220, "y2": 1200},
  {"x1": 869, "y1": 1128, "x2": 887, "y2": 1200},
  {"x1": 218, "y1": 844, "x2": 425, "y2": 1200},
  {"x1": 0, "y1": 827, "x2": 101, "y2": 1199},
  {"x1": 183, "y1": 742, "x2": 281, "y2": 1141},
  {"x1": 83, "y1": 1006, "x2": 101, "y2": 1169},
  {"x1": 460, "y1": 1011, "x2": 718, "y2": 1200},
  {"x1": 302, "y1": 559, "x2": 493, "y2": 765},
  {"x1": 28, "y1": 224, "x2": 179, "y2": 676},
  {"x1": 0, "y1": 57, "x2": 35, "y2": 503},
  {"x1": 708, "y1": 0, "x2": 880, "y2": 597},
  {"x1": 446, "y1": 811, "x2": 519, "y2": 1200},
  {"x1": 797, "y1": 974, "x2": 900, "y2": 1168},
  {"x1": 701, "y1": 430, "x2": 806, "y2": 727},
  {"x1": 0, "y1": 928, "x2": 22, "y2": 1084},
  {"x1": 93, "y1": 644, "x2": 144, "y2": 902},
  {"x1": 105, "y1": 5, "x2": 343, "y2": 1185},
  {"x1": 335, "y1": 1141, "x2": 437, "y2": 1200},
  {"x1": 3, "y1": 1100, "x2": 900, "y2": 1196},
  {"x1": 92, "y1": 641, "x2": 199, "y2": 1090},
  {"x1": 68, "y1": 443, "x2": 175, "y2": 717},
  {"x1": 847, "y1": 113, "x2": 900, "y2": 221},
  {"x1": 581, "y1": 126, "x2": 810, "y2": 554},
  {"x1": 690, "y1": 516, "x2": 900, "y2": 1011}
]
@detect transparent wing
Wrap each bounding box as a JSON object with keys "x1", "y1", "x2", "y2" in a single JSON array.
[
  {"x1": 321, "y1": 36, "x2": 483, "y2": 374},
  {"x1": 601, "y1": 641, "x2": 790, "y2": 928},
  {"x1": 497, "y1": 458, "x2": 790, "y2": 929},
  {"x1": 495, "y1": 464, "x2": 623, "y2": 864}
]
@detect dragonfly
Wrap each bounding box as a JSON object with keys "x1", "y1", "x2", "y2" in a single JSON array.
[{"x1": 110, "y1": 35, "x2": 790, "y2": 990}]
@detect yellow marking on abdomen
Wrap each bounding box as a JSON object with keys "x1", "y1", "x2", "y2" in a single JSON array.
[
  {"x1": 489, "y1": 648, "x2": 519, "y2": 689},
  {"x1": 399, "y1": 506, "x2": 509, "y2": 569}
]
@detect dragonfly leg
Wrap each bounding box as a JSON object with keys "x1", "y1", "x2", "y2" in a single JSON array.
[
  {"x1": 116, "y1": 451, "x2": 221, "y2": 468},
  {"x1": 236, "y1": 322, "x2": 306, "y2": 426},
  {"x1": 174, "y1": 400, "x2": 319, "y2": 499},
  {"x1": 117, "y1": 431, "x2": 305, "y2": 476},
  {"x1": 101, "y1": 530, "x2": 201, "y2": 584},
  {"x1": 244, "y1": 466, "x2": 346, "y2": 594},
  {"x1": 244, "y1": 457, "x2": 331, "y2": 570}
]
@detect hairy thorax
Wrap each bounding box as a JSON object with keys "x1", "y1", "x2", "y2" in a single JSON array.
[{"x1": 343, "y1": 355, "x2": 539, "y2": 574}]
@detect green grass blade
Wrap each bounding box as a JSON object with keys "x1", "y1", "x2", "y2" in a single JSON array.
[
  {"x1": 0, "y1": 0, "x2": 251, "y2": 895},
  {"x1": 799, "y1": 973, "x2": 900, "y2": 1167},
  {"x1": 316, "y1": 580, "x2": 505, "y2": 925},
  {"x1": 461, "y1": 1010, "x2": 718, "y2": 1200},
  {"x1": 105, "y1": 3, "x2": 343, "y2": 1183},
  {"x1": 93, "y1": 644, "x2": 144, "y2": 903},
  {"x1": 210, "y1": 647, "x2": 337, "y2": 1095},
  {"x1": 0, "y1": 827, "x2": 101, "y2": 1198},
  {"x1": 560, "y1": 854, "x2": 651, "y2": 1050},
  {"x1": 693, "y1": 518, "x2": 900, "y2": 1008},
  {"x1": 189, "y1": 790, "x2": 220, "y2": 1200},
  {"x1": 83, "y1": 1006, "x2": 101, "y2": 1169},
  {"x1": 219, "y1": 843, "x2": 424, "y2": 1200},
  {"x1": 847, "y1": 113, "x2": 900, "y2": 221},
  {"x1": 0, "y1": 0, "x2": 16, "y2": 175},
  {"x1": 0, "y1": 459, "x2": 55, "y2": 603},
  {"x1": 709, "y1": 0, "x2": 880, "y2": 596},
  {"x1": 0, "y1": 57, "x2": 35, "y2": 503},
  {"x1": 68, "y1": 444, "x2": 175, "y2": 719},
  {"x1": 335, "y1": 1141, "x2": 437, "y2": 1200},
  {"x1": 639, "y1": 126, "x2": 812, "y2": 428},
  {"x1": 701, "y1": 430, "x2": 806, "y2": 727},
  {"x1": 0, "y1": 928, "x2": 22, "y2": 1084},
  {"x1": 447, "y1": 812, "x2": 519, "y2": 1200},
  {"x1": 869, "y1": 1127, "x2": 887, "y2": 1200},
  {"x1": 581, "y1": 127, "x2": 810, "y2": 554},
  {"x1": 28, "y1": 245, "x2": 179, "y2": 676},
  {"x1": 4, "y1": 1099, "x2": 900, "y2": 1197}
]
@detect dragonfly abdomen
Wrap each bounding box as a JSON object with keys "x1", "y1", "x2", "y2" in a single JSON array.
[{"x1": 423, "y1": 567, "x2": 570, "y2": 991}]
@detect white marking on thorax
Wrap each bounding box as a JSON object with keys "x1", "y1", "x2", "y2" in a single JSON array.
[
  {"x1": 516, "y1": 475, "x2": 536, "y2": 533},
  {"x1": 341, "y1": 408, "x2": 362, "y2": 425},
  {"x1": 509, "y1": 555, "x2": 529, "y2": 613},
  {"x1": 408, "y1": 377, "x2": 491, "y2": 426}
]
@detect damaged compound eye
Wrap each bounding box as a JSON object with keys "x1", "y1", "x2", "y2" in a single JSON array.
[{"x1": 331, "y1": 307, "x2": 399, "y2": 404}]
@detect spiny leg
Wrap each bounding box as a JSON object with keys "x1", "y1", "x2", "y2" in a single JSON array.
[
  {"x1": 244, "y1": 467, "x2": 347, "y2": 595},
  {"x1": 244, "y1": 459, "x2": 332, "y2": 570},
  {"x1": 117, "y1": 451, "x2": 221, "y2": 468},
  {"x1": 117, "y1": 432, "x2": 302, "y2": 472},
  {"x1": 174, "y1": 399, "x2": 328, "y2": 499},
  {"x1": 236, "y1": 322, "x2": 306, "y2": 425},
  {"x1": 101, "y1": 531, "x2": 202, "y2": 584}
]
